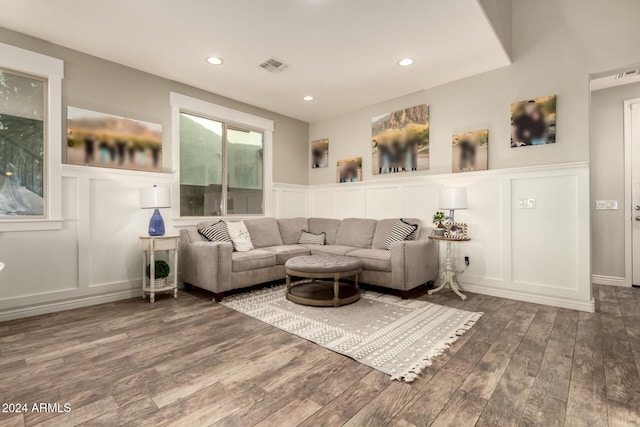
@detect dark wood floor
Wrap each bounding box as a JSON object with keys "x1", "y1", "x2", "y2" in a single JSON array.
[{"x1": 1, "y1": 284, "x2": 639, "y2": 426}]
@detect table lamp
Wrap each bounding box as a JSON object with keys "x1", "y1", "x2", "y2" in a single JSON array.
[
  {"x1": 439, "y1": 187, "x2": 467, "y2": 222},
  {"x1": 140, "y1": 185, "x2": 171, "y2": 236}
]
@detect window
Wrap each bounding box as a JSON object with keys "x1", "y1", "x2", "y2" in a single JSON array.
[
  {"x1": 179, "y1": 113, "x2": 264, "y2": 216},
  {"x1": 0, "y1": 68, "x2": 46, "y2": 217},
  {"x1": 0, "y1": 42, "x2": 63, "y2": 231},
  {"x1": 171, "y1": 92, "x2": 273, "y2": 220}
]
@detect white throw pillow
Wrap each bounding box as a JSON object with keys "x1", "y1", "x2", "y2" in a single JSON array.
[{"x1": 225, "y1": 221, "x2": 254, "y2": 252}]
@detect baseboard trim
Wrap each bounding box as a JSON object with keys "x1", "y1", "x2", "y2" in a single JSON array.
[
  {"x1": 0, "y1": 289, "x2": 140, "y2": 322},
  {"x1": 459, "y1": 283, "x2": 596, "y2": 313},
  {"x1": 592, "y1": 275, "x2": 629, "y2": 287}
]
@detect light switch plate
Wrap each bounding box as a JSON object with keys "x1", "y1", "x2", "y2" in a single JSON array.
[
  {"x1": 595, "y1": 200, "x2": 618, "y2": 210},
  {"x1": 518, "y1": 198, "x2": 536, "y2": 209}
]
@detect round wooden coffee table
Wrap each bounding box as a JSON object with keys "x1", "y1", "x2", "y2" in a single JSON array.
[{"x1": 285, "y1": 255, "x2": 362, "y2": 307}]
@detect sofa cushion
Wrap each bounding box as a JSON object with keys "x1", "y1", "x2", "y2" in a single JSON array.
[
  {"x1": 348, "y1": 248, "x2": 392, "y2": 272},
  {"x1": 277, "y1": 218, "x2": 309, "y2": 245},
  {"x1": 297, "y1": 230, "x2": 326, "y2": 245},
  {"x1": 244, "y1": 218, "x2": 283, "y2": 248},
  {"x1": 384, "y1": 219, "x2": 419, "y2": 250},
  {"x1": 262, "y1": 245, "x2": 310, "y2": 265},
  {"x1": 335, "y1": 218, "x2": 378, "y2": 248},
  {"x1": 307, "y1": 245, "x2": 359, "y2": 256},
  {"x1": 308, "y1": 218, "x2": 342, "y2": 245},
  {"x1": 372, "y1": 218, "x2": 421, "y2": 250},
  {"x1": 231, "y1": 250, "x2": 276, "y2": 272}
]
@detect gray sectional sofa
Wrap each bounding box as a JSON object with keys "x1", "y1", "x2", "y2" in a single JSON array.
[{"x1": 179, "y1": 217, "x2": 439, "y2": 301}]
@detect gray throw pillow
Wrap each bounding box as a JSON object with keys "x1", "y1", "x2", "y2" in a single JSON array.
[{"x1": 297, "y1": 230, "x2": 326, "y2": 245}]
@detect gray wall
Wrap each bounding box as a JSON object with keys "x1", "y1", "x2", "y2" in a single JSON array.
[
  {"x1": 309, "y1": 0, "x2": 640, "y2": 185},
  {"x1": 0, "y1": 27, "x2": 309, "y2": 185},
  {"x1": 590, "y1": 82, "x2": 640, "y2": 278}
]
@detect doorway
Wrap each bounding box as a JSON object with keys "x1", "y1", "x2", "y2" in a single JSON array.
[{"x1": 625, "y1": 98, "x2": 640, "y2": 286}]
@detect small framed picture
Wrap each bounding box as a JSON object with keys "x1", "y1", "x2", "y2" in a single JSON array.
[{"x1": 445, "y1": 222, "x2": 468, "y2": 239}]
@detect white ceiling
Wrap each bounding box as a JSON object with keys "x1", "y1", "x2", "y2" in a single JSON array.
[{"x1": 0, "y1": 0, "x2": 511, "y2": 122}]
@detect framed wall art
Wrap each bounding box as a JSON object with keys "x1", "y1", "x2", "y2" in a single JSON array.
[
  {"x1": 452, "y1": 129, "x2": 488, "y2": 173},
  {"x1": 336, "y1": 157, "x2": 362, "y2": 183},
  {"x1": 510, "y1": 95, "x2": 556, "y2": 148},
  {"x1": 67, "y1": 107, "x2": 163, "y2": 172},
  {"x1": 371, "y1": 104, "x2": 429, "y2": 175}
]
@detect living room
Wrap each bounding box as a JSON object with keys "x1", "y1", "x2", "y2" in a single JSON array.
[{"x1": 1, "y1": 0, "x2": 640, "y2": 425}]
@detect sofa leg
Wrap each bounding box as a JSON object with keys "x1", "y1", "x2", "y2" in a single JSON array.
[
  {"x1": 400, "y1": 290, "x2": 409, "y2": 299},
  {"x1": 183, "y1": 283, "x2": 193, "y2": 292},
  {"x1": 213, "y1": 292, "x2": 224, "y2": 303}
]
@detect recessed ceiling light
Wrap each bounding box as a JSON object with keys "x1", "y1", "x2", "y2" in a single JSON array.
[
  {"x1": 398, "y1": 58, "x2": 414, "y2": 67},
  {"x1": 206, "y1": 56, "x2": 224, "y2": 65},
  {"x1": 302, "y1": 95, "x2": 314, "y2": 101}
]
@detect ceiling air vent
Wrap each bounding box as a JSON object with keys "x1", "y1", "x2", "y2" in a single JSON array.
[
  {"x1": 259, "y1": 58, "x2": 289, "y2": 73},
  {"x1": 616, "y1": 69, "x2": 640, "y2": 79}
]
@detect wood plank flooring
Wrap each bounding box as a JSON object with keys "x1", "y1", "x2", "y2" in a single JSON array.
[{"x1": 1, "y1": 284, "x2": 639, "y2": 426}]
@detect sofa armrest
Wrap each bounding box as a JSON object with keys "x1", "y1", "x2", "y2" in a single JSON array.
[
  {"x1": 390, "y1": 239, "x2": 439, "y2": 291},
  {"x1": 179, "y1": 230, "x2": 233, "y2": 294}
]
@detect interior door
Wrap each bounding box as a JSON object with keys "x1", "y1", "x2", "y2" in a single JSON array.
[{"x1": 631, "y1": 101, "x2": 640, "y2": 285}]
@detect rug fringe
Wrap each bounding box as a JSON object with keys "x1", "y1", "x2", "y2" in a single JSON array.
[{"x1": 391, "y1": 312, "x2": 484, "y2": 383}]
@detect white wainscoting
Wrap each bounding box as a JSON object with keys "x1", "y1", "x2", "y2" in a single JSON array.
[
  {"x1": 274, "y1": 162, "x2": 594, "y2": 312},
  {"x1": 0, "y1": 163, "x2": 592, "y2": 321},
  {"x1": 0, "y1": 165, "x2": 175, "y2": 321}
]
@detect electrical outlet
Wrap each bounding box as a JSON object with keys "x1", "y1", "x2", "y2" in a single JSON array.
[
  {"x1": 518, "y1": 198, "x2": 536, "y2": 209},
  {"x1": 464, "y1": 256, "x2": 470, "y2": 266},
  {"x1": 595, "y1": 200, "x2": 618, "y2": 210}
]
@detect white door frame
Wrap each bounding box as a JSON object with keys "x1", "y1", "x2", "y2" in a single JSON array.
[{"x1": 624, "y1": 98, "x2": 640, "y2": 286}]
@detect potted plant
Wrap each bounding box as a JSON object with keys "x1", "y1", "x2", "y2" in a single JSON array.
[
  {"x1": 146, "y1": 260, "x2": 170, "y2": 287},
  {"x1": 432, "y1": 211, "x2": 448, "y2": 236}
]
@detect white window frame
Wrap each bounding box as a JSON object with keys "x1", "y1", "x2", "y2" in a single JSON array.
[
  {"x1": 169, "y1": 92, "x2": 274, "y2": 224},
  {"x1": 0, "y1": 42, "x2": 64, "y2": 232}
]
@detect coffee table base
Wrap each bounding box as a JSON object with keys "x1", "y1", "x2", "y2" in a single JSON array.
[
  {"x1": 287, "y1": 280, "x2": 360, "y2": 307},
  {"x1": 286, "y1": 269, "x2": 361, "y2": 307}
]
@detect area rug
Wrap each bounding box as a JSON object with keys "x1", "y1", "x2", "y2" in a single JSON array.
[{"x1": 220, "y1": 285, "x2": 483, "y2": 382}]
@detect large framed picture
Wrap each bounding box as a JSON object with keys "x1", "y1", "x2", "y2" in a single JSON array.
[
  {"x1": 445, "y1": 222, "x2": 468, "y2": 239},
  {"x1": 66, "y1": 107, "x2": 163, "y2": 172},
  {"x1": 371, "y1": 104, "x2": 429, "y2": 175}
]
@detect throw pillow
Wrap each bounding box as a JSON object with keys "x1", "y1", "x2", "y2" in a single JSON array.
[
  {"x1": 225, "y1": 220, "x2": 255, "y2": 252},
  {"x1": 198, "y1": 221, "x2": 234, "y2": 246},
  {"x1": 297, "y1": 230, "x2": 326, "y2": 245},
  {"x1": 384, "y1": 219, "x2": 418, "y2": 250}
]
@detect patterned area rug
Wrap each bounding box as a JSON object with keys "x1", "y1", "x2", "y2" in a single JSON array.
[{"x1": 221, "y1": 285, "x2": 483, "y2": 382}]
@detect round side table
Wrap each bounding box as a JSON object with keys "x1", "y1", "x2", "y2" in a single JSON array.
[{"x1": 428, "y1": 235, "x2": 471, "y2": 300}]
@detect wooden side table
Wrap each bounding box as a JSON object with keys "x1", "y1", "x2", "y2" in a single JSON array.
[
  {"x1": 428, "y1": 235, "x2": 471, "y2": 300},
  {"x1": 140, "y1": 235, "x2": 179, "y2": 303}
]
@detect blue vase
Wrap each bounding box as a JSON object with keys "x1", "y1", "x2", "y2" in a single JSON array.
[{"x1": 148, "y1": 208, "x2": 165, "y2": 236}]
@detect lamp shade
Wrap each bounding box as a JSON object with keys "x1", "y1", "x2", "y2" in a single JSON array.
[
  {"x1": 140, "y1": 185, "x2": 171, "y2": 209},
  {"x1": 439, "y1": 187, "x2": 468, "y2": 210}
]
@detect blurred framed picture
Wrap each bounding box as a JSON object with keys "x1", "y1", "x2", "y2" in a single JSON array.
[
  {"x1": 510, "y1": 95, "x2": 556, "y2": 148},
  {"x1": 66, "y1": 107, "x2": 163, "y2": 172},
  {"x1": 311, "y1": 138, "x2": 329, "y2": 168},
  {"x1": 336, "y1": 157, "x2": 362, "y2": 183},
  {"x1": 371, "y1": 104, "x2": 429, "y2": 175},
  {"x1": 452, "y1": 129, "x2": 488, "y2": 173},
  {"x1": 445, "y1": 222, "x2": 468, "y2": 239}
]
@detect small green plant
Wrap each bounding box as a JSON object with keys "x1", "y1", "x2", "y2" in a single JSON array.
[
  {"x1": 432, "y1": 211, "x2": 448, "y2": 228},
  {"x1": 146, "y1": 260, "x2": 170, "y2": 279}
]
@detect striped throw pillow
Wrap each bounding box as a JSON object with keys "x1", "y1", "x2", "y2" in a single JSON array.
[
  {"x1": 198, "y1": 221, "x2": 234, "y2": 248},
  {"x1": 297, "y1": 230, "x2": 326, "y2": 245},
  {"x1": 384, "y1": 219, "x2": 419, "y2": 250}
]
